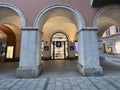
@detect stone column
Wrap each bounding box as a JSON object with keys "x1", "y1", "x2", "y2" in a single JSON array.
[
  {"x1": 16, "y1": 27, "x2": 42, "y2": 78},
  {"x1": 15, "y1": 41, "x2": 21, "y2": 60},
  {"x1": 69, "y1": 42, "x2": 75, "y2": 60},
  {"x1": 77, "y1": 27, "x2": 103, "y2": 76},
  {"x1": 98, "y1": 38, "x2": 105, "y2": 60}
]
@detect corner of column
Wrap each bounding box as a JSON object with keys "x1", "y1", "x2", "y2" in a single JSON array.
[
  {"x1": 16, "y1": 63, "x2": 42, "y2": 78},
  {"x1": 16, "y1": 26, "x2": 42, "y2": 78},
  {"x1": 77, "y1": 63, "x2": 103, "y2": 76}
]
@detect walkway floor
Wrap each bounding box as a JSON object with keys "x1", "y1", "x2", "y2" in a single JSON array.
[
  {"x1": 0, "y1": 76, "x2": 120, "y2": 90},
  {"x1": 39, "y1": 60, "x2": 81, "y2": 78},
  {"x1": 0, "y1": 56, "x2": 120, "y2": 90}
]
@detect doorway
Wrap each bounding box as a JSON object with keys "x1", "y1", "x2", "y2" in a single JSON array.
[{"x1": 51, "y1": 33, "x2": 68, "y2": 60}]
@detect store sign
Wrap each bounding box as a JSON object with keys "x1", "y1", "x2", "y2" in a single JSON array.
[{"x1": 6, "y1": 46, "x2": 14, "y2": 59}]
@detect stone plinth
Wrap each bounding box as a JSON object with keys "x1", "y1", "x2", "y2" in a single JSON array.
[{"x1": 77, "y1": 63, "x2": 103, "y2": 76}]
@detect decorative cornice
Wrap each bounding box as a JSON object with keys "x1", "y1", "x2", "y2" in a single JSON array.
[
  {"x1": 77, "y1": 27, "x2": 98, "y2": 34},
  {"x1": 21, "y1": 27, "x2": 39, "y2": 31}
]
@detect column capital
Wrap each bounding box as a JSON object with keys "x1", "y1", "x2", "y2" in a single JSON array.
[
  {"x1": 21, "y1": 27, "x2": 39, "y2": 31},
  {"x1": 21, "y1": 27, "x2": 43, "y2": 34},
  {"x1": 77, "y1": 27, "x2": 98, "y2": 34},
  {"x1": 81, "y1": 27, "x2": 98, "y2": 31}
]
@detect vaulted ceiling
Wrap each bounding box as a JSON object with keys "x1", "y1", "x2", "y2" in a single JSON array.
[
  {"x1": 41, "y1": 8, "x2": 77, "y2": 42},
  {"x1": 0, "y1": 7, "x2": 22, "y2": 42},
  {"x1": 0, "y1": 25, "x2": 16, "y2": 45}
]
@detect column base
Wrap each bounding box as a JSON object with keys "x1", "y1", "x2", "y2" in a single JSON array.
[
  {"x1": 99, "y1": 56, "x2": 105, "y2": 60},
  {"x1": 16, "y1": 64, "x2": 42, "y2": 78},
  {"x1": 77, "y1": 63, "x2": 103, "y2": 76}
]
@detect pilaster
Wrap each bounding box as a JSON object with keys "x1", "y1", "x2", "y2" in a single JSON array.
[
  {"x1": 77, "y1": 27, "x2": 103, "y2": 76},
  {"x1": 16, "y1": 27, "x2": 42, "y2": 78}
]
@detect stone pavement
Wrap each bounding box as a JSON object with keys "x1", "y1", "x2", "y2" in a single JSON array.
[
  {"x1": 0, "y1": 57, "x2": 120, "y2": 90},
  {"x1": 0, "y1": 76, "x2": 120, "y2": 90}
]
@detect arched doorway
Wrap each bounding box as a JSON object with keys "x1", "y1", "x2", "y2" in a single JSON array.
[
  {"x1": 31, "y1": 4, "x2": 87, "y2": 77},
  {"x1": 34, "y1": 4, "x2": 85, "y2": 61},
  {"x1": 93, "y1": 5, "x2": 120, "y2": 76},
  {"x1": 93, "y1": 5, "x2": 120, "y2": 59},
  {"x1": 0, "y1": 3, "x2": 26, "y2": 78},
  {"x1": 51, "y1": 32, "x2": 68, "y2": 60}
]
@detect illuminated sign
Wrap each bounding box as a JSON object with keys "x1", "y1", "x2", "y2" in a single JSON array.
[
  {"x1": 75, "y1": 42, "x2": 78, "y2": 52},
  {"x1": 6, "y1": 46, "x2": 14, "y2": 59}
]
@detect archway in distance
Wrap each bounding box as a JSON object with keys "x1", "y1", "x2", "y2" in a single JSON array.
[{"x1": 34, "y1": 4, "x2": 85, "y2": 61}]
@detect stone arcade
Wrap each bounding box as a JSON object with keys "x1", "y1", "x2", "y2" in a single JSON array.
[
  {"x1": 0, "y1": 0, "x2": 119, "y2": 78},
  {"x1": 16, "y1": 5, "x2": 103, "y2": 78}
]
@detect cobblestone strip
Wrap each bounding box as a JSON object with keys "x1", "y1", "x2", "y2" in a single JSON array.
[
  {"x1": 43, "y1": 78, "x2": 49, "y2": 90},
  {"x1": 10, "y1": 79, "x2": 30, "y2": 90},
  {"x1": 27, "y1": 79, "x2": 40, "y2": 90},
  {"x1": 47, "y1": 78, "x2": 55, "y2": 90},
  {"x1": 7, "y1": 79, "x2": 20, "y2": 89},
  {"x1": 104, "y1": 77, "x2": 120, "y2": 90},
  {"x1": 0, "y1": 79, "x2": 20, "y2": 90},
  {"x1": 21, "y1": 79, "x2": 34, "y2": 89},
  {"x1": 55, "y1": 78, "x2": 63, "y2": 90},
  {"x1": 63, "y1": 78, "x2": 72, "y2": 90},
  {"x1": 95, "y1": 77, "x2": 117, "y2": 90},
  {"x1": 70, "y1": 78, "x2": 81, "y2": 90},
  {"x1": 88, "y1": 77, "x2": 99, "y2": 90},
  {"x1": 91, "y1": 77, "x2": 116, "y2": 90},
  {"x1": 82, "y1": 77, "x2": 97, "y2": 90}
]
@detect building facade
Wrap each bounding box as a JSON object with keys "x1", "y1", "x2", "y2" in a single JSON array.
[
  {"x1": 0, "y1": 0, "x2": 120, "y2": 77},
  {"x1": 102, "y1": 25, "x2": 120, "y2": 55}
]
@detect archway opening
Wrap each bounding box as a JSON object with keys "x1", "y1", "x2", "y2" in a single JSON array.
[
  {"x1": 102, "y1": 25, "x2": 120, "y2": 55},
  {"x1": 39, "y1": 7, "x2": 81, "y2": 60},
  {"x1": 0, "y1": 4, "x2": 25, "y2": 78},
  {"x1": 94, "y1": 6, "x2": 120, "y2": 76},
  {"x1": 35, "y1": 5, "x2": 85, "y2": 77}
]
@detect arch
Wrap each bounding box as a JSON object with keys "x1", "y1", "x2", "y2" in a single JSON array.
[
  {"x1": 93, "y1": 5, "x2": 120, "y2": 27},
  {"x1": 34, "y1": 4, "x2": 85, "y2": 31},
  {"x1": 3, "y1": 24, "x2": 21, "y2": 41},
  {"x1": 50, "y1": 31, "x2": 70, "y2": 42},
  {"x1": 0, "y1": 3, "x2": 26, "y2": 27},
  {"x1": 0, "y1": 25, "x2": 16, "y2": 41},
  {"x1": 50, "y1": 32, "x2": 69, "y2": 42}
]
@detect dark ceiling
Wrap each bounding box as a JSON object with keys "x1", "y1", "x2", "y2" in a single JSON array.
[{"x1": 92, "y1": 0, "x2": 120, "y2": 7}]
